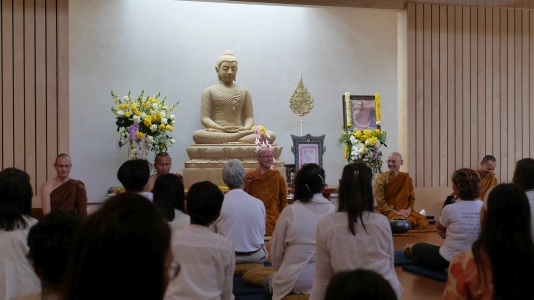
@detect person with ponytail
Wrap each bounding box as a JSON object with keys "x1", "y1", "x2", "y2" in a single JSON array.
[
  {"x1": 444, "y1": 183, "x2": 534, "y2": 299},
  {"x1": 264, "y1": 163, "x2": 336, "y2": 300},
  {"x1": 309, "y1": 162, "x2": 402, "y2": 300}
]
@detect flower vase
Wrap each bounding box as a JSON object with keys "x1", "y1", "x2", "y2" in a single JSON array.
[{"x1": 129, "y1": 140, "x2": 136, "y2": 160}]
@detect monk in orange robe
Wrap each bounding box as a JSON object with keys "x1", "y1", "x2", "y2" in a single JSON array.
[
  {"x1": 244, "y1": 147, "x2": 287, "y2": 236},
  {"x1": 375, "y1": 152, "x2": 428, "y2": 229},
  {"x1": 478, "y1": 155, "x2": 497, "y2": 200}
]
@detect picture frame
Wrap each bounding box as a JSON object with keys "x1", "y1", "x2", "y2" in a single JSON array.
[
  {"x1": 342, "y1": 95, "x2": 379, "y2": 131},
  {"x1": 290, "y1": 134, "x2": 326, "y2": 170}
]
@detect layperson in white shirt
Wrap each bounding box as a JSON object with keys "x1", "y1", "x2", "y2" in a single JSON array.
[
  {"x1": 0, "y1": 168, "x2": 40, "y2": 300},
  {"x1": 164, "y1": 181, "x2": 235, "y2": 300},
  {"x1": 153, "y1": 173, "x2": 190, "y2": 232},
  {"x1": 265, "y1": 163, "x2": 336, "y2": 300},
  {"x1": 212, "y1": 159, "x2": 268, "y2": 264},
  {"x1": 407, "y1": 168, "x2": 483, "y2": 271},
  {"x1": 309, "y1": 162, "x2": 403, "y2": 300},
  {"x1": 117, "y1": 159, "x2": 153, "y2": 201},
  {"x1": 512, "y1": 158, "x2": 534, "y2": 240}
]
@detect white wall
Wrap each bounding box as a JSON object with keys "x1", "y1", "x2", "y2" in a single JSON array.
[{"x1": 69, "y1": 0, "x2": 399, "y2": 202}]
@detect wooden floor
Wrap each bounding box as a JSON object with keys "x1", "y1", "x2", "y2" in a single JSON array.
[{"x1": 393, "y1": 225, "x2": 445, "y2": 300}]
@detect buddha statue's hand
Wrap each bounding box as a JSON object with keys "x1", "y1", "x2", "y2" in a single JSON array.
[{"x1": 220, "y1": 126, "x2": 253, "y2": 133}]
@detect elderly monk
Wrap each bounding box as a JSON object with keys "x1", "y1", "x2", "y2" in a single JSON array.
[
  {"x1": 192, "y1": 50, "x2": 276, "y2": 144},
  {"x1": 244, "y1": 146, "x2": 287, "y2": 236},
  {"x1": 374, "y1": 152, "x2": 428, "y2": 229},
  {"x1": 41, "y1": 153, "x2": 88, "y2": 216}
]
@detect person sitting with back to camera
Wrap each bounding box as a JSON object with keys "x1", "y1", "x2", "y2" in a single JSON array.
[
  {"x1": 12, "y1": 211, "x2": 82, "y2": 300},
  {"x1": 374, "y1": 152, "x2": 428, "y2": 229},
  {"x1": 211, "y1": 159, "x2": 268, "y2": 265},
  {"x1": 405, "y1": 168, "x2": 483, "y2": 272},
  {"x1": 512, "y1": 158, "x2": 534, "y2": 240},
  {"x1": 264, "y1": 163, "x2": 336, "y2": 300},
  {"x1": 164, "y1": 181, "x2": 235, "y2": 300},
  {"x1": 0, "y1": 168, "x2": 41, "y2": 300},
  {"x1": 324, "y1": 269, "x2": 397, "y2": 300},
  {"x1": 444, "y1": 183, "x2": 534, "y2": 299},
  {"x1": 310, "y1": 162, "x2": 403, "y2": 300},
  {"x1": 62, "y1": 193, "x2": 172, "y2": 300},
  {"x1": 152, "y1": 173, "x2": 190, "y2": 232},
  {"x1": 117, "y1": 159, "x2": 153, "y2": 201}
]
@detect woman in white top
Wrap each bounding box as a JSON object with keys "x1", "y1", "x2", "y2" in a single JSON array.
[
  {"x1": 266, "y1": 163, "x2": 336, "y2": 300},
  {"x1": 512, "y1": 158, "x2": 534, "y2": 240},
  {"x1": 408, "y1": 168, "x2": 483, "y2": 271},
  {"x1": 152, "y1": 173, "x2": 190, "y2": 232},
  {"x1": 310, "y1": 162, "x2": 403, "y2": 300},
  {"x1": 0, "y1": 168, "x2": 41, "y2": 299}
]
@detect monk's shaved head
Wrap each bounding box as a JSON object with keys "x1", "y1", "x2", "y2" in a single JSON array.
[{"x1": 390, "y1": 152, "x2": 402, "y2": 161}]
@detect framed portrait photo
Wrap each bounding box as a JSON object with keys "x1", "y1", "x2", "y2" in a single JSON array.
[
  {"x1": 290, "y1": 134, "x2": 326, "y2": 170},
  {"x1": 342, "y1": 94, "x2": 378, "y2": 131}
]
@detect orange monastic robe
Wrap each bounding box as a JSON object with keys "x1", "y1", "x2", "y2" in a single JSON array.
[
  {"x1": 50, "y1": 179, "x2": 88, "y2": 216},
  {"x1": 478, "y1": 171, "x2": 497, "y2": 200},
  {"x1": 374, "y1": 172, "x2": 428, "y2": 229},
  {"x1": 244, "y1": 168, "x2": 287, "y2": 236}
]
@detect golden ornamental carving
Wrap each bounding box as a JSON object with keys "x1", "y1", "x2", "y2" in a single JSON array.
[{"x1": 289, "y1": 77, "x2": 314, "y2": 117}]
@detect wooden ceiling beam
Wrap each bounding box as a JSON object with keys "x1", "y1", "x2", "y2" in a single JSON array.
[
  {"x1": 220, "y1": 0, "x2": 407, "y2": 10},
  {"x1": 217, "y1": 0, "x2": 534, "y2": 9}
]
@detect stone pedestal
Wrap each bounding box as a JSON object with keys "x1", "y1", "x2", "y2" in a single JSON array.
[{"x1": 183, "y1": 144, "x2": 285, "y2": 188}]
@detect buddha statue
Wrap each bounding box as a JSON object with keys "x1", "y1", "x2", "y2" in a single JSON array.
[{"x1": 192, "y1": 50, "x2": 276, "y2": 144}]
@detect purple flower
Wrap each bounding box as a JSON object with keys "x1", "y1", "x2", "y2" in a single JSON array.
[{"x1": 128, "y1": 123, "x2": 139, "y2": 141}]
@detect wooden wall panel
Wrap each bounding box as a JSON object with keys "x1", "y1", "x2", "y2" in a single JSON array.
[
  {"x1": 0, "y1": 0, "x2": 68, "y2": 199},
  {"x1": 408, "y1": 3, "x2": 534, "y2": 187},
  {"x1": 24, "y1": 0, "x2": 36, "y2": 192}
]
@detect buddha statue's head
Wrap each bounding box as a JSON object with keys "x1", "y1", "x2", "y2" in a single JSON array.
[{"x1": 216, "y1": 50, "x2": 238, "y2": 83}]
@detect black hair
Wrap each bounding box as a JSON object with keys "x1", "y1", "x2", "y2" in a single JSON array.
[
  {"x1": 337, "y1": 162, "x2": 374, "y2": 235},
  {"x1": 27, "y1": 211, "x2": 82, "y2": 288},
  {"x1": 512, "y1": 158, "x2": 534, "y2": 191},
  {"x1": 324, "y1": 269, "x2": 397, "y2": 300},
  {"x1": 186, "y1": 181, "x2": 224, "y2": 226},
  {"x1": 472, "y1": 183, "x2": 534, "y2": 299},
  {"x1": 152, "y1": 173, "x2": 186, "y2": 221},
  {"x1": 117, "y1": 159, "x2": 151, "y2": 191},
  {"x1": 294, "y1": 163, "x2": 325, "y2": 203},
  {"x1": 0, "y1": 167, "x2": 33, "y2": 231},
  {"x1": 63, "y1": 193, "x2": 170, "y2": 300}
]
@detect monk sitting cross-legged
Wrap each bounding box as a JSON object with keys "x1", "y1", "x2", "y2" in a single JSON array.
[
  {"x1": 374, "y1": 152, "x2": 428, "y2": 229},
  {"x1": 244, "y1": 146, "x2": 287, "y2": 236}
]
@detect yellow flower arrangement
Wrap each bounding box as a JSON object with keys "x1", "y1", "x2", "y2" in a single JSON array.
[{"x1": 111, "y1": 91, "x2": 179, "y2": 159}]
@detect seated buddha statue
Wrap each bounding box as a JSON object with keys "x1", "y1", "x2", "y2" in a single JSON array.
[{"x1": 192, "y1": 50, "x2": 276, "y2": 144}]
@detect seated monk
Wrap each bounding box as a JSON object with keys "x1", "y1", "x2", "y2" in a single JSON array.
[
  {"x1": 374, "y1": 152, "x2": 428, "y2": 229},
  {"x1": 144, "y1": 152, "x2": 183, "y2": 192},
  {"x1": 41, "y1": 153, "x2": 88, "y2": 217},
  {"x1": 192, "y1": 50, "x2": 276, "y2": 144}
]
